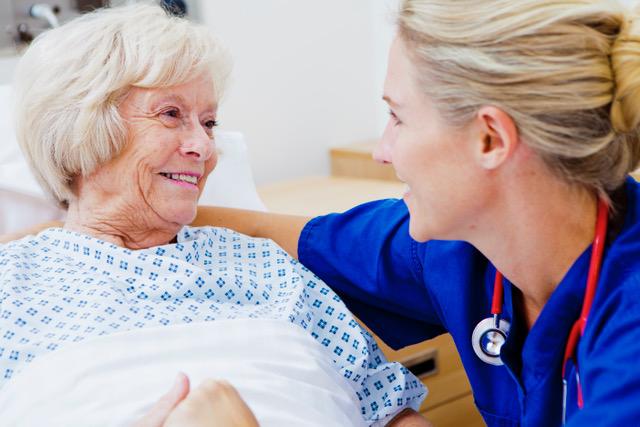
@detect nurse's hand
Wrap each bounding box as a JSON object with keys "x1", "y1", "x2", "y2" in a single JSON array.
[{"x1": 134, "y1": 373, "x2": 259, "y2": 427}]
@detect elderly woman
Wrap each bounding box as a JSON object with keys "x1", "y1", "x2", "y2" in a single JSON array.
[
  {"x1": 197, "y1": 0, "x2": 640, "y2": 425},
  {"x1": 0, "y1": 4, "x2": 426, "y2": 426}
]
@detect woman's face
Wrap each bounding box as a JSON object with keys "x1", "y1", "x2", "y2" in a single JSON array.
[
  {"x1": 376, "y1": 38, "x2": 486, "y2": 242},
  {"x1": 85, "y1": 73, "x2": 218, "y2": 227}
]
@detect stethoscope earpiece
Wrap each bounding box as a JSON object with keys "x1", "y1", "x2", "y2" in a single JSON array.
[{"x1": 472, "y1": 315, "x2": 510, "y2": 366}]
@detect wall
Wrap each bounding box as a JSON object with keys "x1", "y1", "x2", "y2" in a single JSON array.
[
  {"x1": 0, "y1": 56, "x2": 19, "y2": 85},
  {"x1": 0, "y1": 0, "x2": 396, "y2": 184},
  {"x1": 371, "y1": 0, "x2": 400, "y2": 136},
  {"x1": 2, "y1": 0, "x2": 637, "y2": 183},
  {"x1": 200, "y1": 0, "x2": 396, "y2": 184},
  {"x1": 205, "y1": 0, "x2": 640, "y2": 184}
]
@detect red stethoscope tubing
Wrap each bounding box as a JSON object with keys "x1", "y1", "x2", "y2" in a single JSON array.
[
  {"x1": 562, "y1": 198, "x2": 609, "y2": 408},
  {"x1": 491, "y1": 198, "x2": 609, "y2": 412},
  {"x1": 491, "y1": 272, "x2": 504, "y2": 316}
]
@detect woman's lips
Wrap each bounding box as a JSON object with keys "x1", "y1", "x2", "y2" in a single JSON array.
[
  {"x1": 158, "y1": 172, "x2": 201, "y2": 185},
  {"x1": 158, "y1": 173, "x2": 199, "y2": 190}
]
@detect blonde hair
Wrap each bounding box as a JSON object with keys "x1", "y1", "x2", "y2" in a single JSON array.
[
  {"x1": 398, "y1": 0, "x2": 640, "y2": 196},
  {"x1": 14, "y1": 2, "x2": 232, "y2": 207}
]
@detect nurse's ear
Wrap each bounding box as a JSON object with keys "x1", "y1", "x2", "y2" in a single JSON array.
[{"x1": 474, "y1": 106, "x2": 519, "y2": 170}]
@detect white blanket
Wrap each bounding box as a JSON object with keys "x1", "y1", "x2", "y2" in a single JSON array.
[
  {"x1": 0, "y1": 226, "x2": 426, "y2": 422},
  {"x1": 0, "y1": 318, "x2": 370, "y2": 426}
]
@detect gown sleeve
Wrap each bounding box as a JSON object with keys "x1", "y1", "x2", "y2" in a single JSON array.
[{"x1": 298, "y1": 198, "x2": 447, "y2": 349}]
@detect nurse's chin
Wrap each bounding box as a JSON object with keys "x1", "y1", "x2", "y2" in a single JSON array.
[
  {"x1": 404, "y1": 198, "x2": 431, "y2": 242},
  {"x1": 407, "y1": 220, "x2": 432, "y2": 243}
]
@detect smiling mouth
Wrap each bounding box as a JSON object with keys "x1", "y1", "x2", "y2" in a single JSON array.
[{"x1": 158, "y1": 173, "x2": 199, "y2": 185}]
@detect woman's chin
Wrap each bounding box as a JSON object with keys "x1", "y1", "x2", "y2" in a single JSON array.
[{"x1": 162, "y1": 205, "x2": 198, "y2": 228}]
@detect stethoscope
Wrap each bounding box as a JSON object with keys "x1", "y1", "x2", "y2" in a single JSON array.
[{"x1": 471, "y1": 198, "x2": 609, "y2": 425}]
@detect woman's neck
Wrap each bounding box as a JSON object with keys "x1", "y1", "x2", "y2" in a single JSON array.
[
  {"x1": 471, "y1": 176, "x2": 598, "y2": 330},
  {"x1": 64, "y1": 198, "x2": 180, "y2": 250}
]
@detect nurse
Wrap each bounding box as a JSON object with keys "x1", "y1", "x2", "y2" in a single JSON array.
[{"x1": 197, "y1": 0, "x2": 640, "y2": 425}]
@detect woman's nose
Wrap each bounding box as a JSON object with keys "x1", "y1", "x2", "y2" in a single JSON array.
[{"x1": 180, "y1": 126, "x2": 214, "y2": 161}]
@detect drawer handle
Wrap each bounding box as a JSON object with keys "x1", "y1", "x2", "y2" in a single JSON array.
[{"x1": 405, "y1": 348, "x2": 438, "y2": 379}]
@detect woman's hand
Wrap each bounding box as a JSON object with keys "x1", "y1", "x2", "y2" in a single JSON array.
[
  {"x1": 133, "y1": 373, "x2": 191, "y2": 427},
  {"x1": 163, "y1": 379, "x2": 259, "y2": 427},
  {"x1": 134, "y1": 373, "x2": 259, "y2": 427},
  {"x1": 387, "y1": 408, "x2": 433, "y2": 427}
]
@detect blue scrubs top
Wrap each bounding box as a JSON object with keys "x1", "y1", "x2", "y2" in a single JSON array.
[{"x1": 298, "y1": 178, "x2": 640, "y2": 426}]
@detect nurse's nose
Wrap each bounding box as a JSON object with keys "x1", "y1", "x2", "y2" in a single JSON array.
[
  {"x1": 372, "y1": 121, "x2": 395, "y2": 164},
  {"x1": 180, "y1": 125, "x2": 214, "y2": 161}
]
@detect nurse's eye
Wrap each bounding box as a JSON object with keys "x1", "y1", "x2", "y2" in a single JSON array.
[{"x1": 389, "y1": 109, "x2": 401, "y2": 126}]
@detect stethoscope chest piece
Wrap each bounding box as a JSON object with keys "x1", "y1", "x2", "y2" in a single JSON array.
[{"x1": 472, "y1": 316, "x2": 511, "y2": 366}]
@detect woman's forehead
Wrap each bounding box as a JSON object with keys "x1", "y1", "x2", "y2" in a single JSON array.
[{"x1": 124, "y1": 79, "x2": 218, "y2": 111}]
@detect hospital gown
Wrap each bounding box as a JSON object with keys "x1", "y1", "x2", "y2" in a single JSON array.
[{"x1": 0, "y1": 226, "x2": 425, "y2": 423}]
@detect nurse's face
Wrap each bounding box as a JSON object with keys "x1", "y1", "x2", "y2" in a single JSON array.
[{"x1": 376, "y1": 38, "x2": 485, "y2": 242}]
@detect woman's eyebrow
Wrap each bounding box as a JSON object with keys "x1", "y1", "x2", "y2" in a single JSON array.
[
  {"x1": 149, "y1": 94, "x2": 218, "y2": 113},
  {"x1": 151, "y1": 94, "x2": 186, "y2": 108}
]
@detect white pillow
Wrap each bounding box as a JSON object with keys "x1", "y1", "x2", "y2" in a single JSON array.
[
  {"x1": 0, "y1": 84, "x2": 265, "y2": 235},
  {"x1": 204, "y1": 131, "x2": 267, "y2": 212}
]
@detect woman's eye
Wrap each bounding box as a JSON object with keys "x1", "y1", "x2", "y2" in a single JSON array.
[
  {"x1": 162, "y1": 108, "x2": 180, "y2": 119},
  {"x1": 204, "y1": 119, "x2": 218, "y2": 129}
]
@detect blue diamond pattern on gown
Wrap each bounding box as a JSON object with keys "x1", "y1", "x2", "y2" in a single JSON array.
[{"x1": 0, "y1": 226, "x2": 425, "y2": 423}]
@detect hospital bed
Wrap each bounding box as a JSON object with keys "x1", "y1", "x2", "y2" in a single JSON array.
[{"x1": 0, "y1": 82, "x2": 485, "y2": 425}]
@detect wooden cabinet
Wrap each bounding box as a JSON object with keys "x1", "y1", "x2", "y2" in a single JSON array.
[
  {"x1": 379, "y1": 335, "x2": 484, "y2": 426},
  {"x1": 258, "y1": 176, "x2": 484, "y2": 426},
  {"x1": 330, "y1": 141, "x2": 399, "y2": 182}
]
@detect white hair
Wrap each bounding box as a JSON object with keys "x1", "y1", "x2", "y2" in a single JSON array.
[{"x1": 14, "y1": 2, "x2": 232, "y2": 207}]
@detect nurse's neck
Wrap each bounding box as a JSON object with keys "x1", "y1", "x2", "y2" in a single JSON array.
[{"x1": 471, "y1": 170, "x2": 598, "y2": 331}]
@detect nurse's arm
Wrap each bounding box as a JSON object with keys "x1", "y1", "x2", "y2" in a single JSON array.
[{"x1": 193, "y1": 206, "x2": 309, "y2": 259}]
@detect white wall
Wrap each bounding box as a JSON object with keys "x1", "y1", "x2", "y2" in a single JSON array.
[
  {"x1": 204, "y1": 0, "x2": 639, "y2": 184},
  {"x1": 371, "y1": 0, "x2": 400, "y2": 136},
  {"x1": 0, "y1": 56, "x2": 19, "y2": 85},
  {"x1": 201, "y1": 0, "x2": 397, "y2": 184},
  {"x1": 3, "y1": 0, "x2": 637, "y2": 184}
]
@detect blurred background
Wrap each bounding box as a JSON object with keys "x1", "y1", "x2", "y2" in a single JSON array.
[
  {"x1": 2, "y1": 0, "x2": 638, "y2": 185},
  {"x1": 0, "y1": 0, "x2": 399, "y2": 185}
]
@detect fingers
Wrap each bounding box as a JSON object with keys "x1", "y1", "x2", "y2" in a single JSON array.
[
  {"x1": 199, "y1": 380, "x2": 259, "y2": 426},
  {"x1": 132, "y1": 373, "x2": 191, "y2": 427},
  {"x1": 163, "y1": 380, "x2": 259, "y2": 427}
]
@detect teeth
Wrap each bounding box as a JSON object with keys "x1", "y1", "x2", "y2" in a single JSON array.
[{"x1": 160, "y1": 173, "x2": 198, "y2": 185}]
